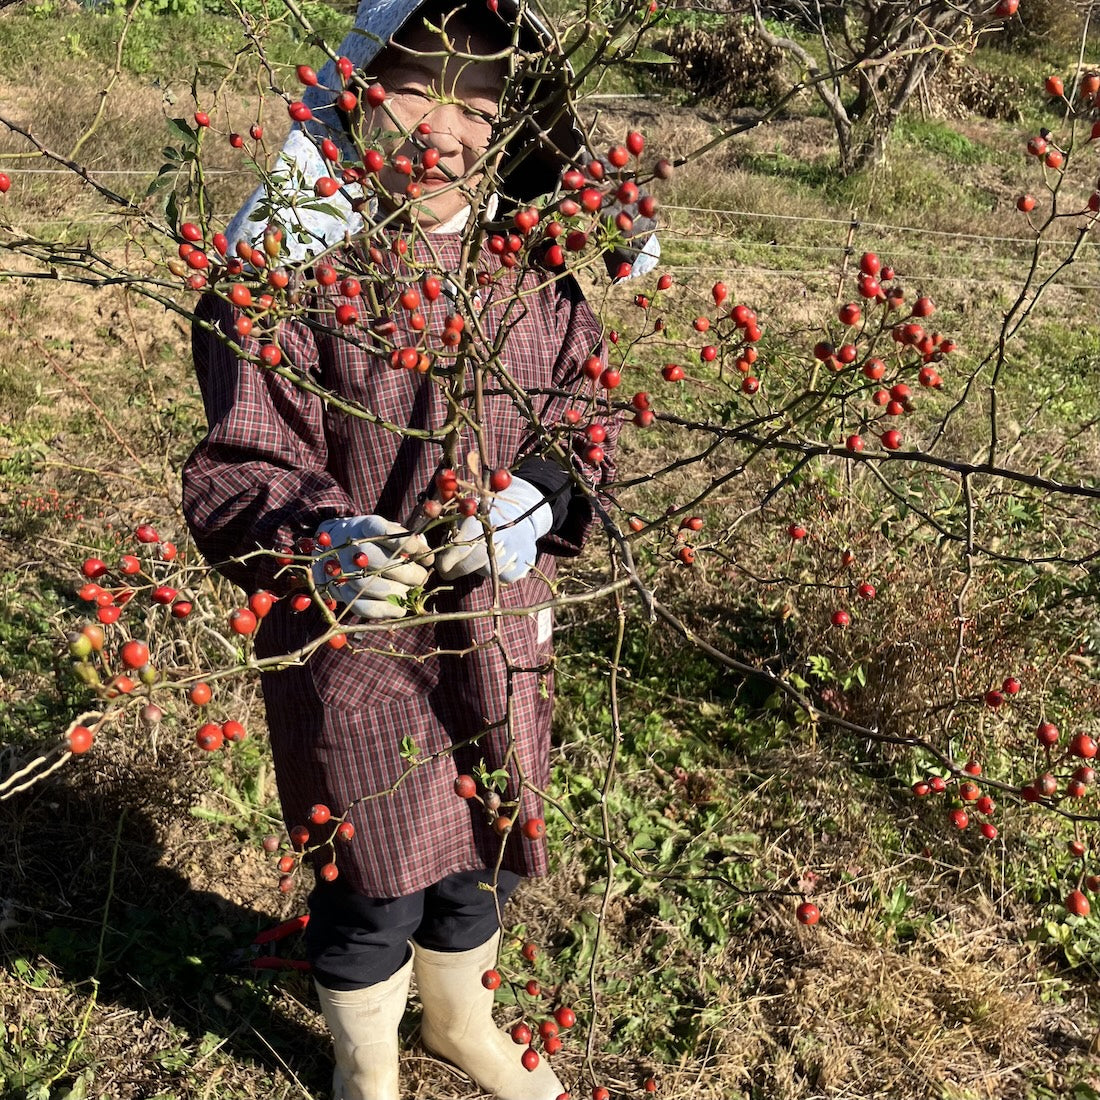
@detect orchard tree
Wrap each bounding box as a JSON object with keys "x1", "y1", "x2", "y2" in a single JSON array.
[{"x1": 751, "y1": 0, "x2": 1023, "y2": 174}]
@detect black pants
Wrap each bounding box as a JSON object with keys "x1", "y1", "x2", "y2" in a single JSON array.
[{"x1": 307, "y1": 868, "x2": 521, "y2": 991}]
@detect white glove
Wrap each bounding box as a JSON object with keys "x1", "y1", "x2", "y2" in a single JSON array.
[
  {"x1": 435, "y1": 476, "x2": 553, "y2": 584},
  {"x1": 311, "y1": 516, "x2": 433, "y2": 620}
]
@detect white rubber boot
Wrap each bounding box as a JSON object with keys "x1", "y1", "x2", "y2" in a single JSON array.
[
  {"x1": 413, "y1": 935, "x2": 565, "y2": 1100},
  {"x1": 314, "y1": 953, "x2": 413, "y2": 1100}
]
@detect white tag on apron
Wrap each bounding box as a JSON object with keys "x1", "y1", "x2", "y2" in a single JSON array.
[{"x1": 536, "y1": 607, "x2": 553, "y2": 645}]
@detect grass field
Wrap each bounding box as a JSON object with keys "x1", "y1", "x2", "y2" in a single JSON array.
[{"x1": 4, "y1": 4, "x2": 1100, "y2": 1099}]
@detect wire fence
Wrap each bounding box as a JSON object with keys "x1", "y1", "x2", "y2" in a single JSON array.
[{"x1": 3, "y1": 176, "x2": 1098, "y2": 290}]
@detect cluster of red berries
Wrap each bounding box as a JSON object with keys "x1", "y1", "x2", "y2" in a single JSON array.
[
  {"x1": 1017, "y1": 71, "x2": 1100, "y2": 215},
  {"x1": 1019, "y1": 718, "x2": 1097, "y2": 804},
  {"x1": 628, "y1": 276, "x2": 763, "y2": 395},
  {"x1": 1062, "y1": 836, "x2": 1098, "y2": 917},
  {"x1": 70, "y1": 524, "x2": 184, "y2": 699},
  {"x1": 64, "y1": 522, "x2": 270, "y2": 760},
  {"x1": 453, "y1": 772, "x2": 546, "y2": 840},
  {"x1": 913, "y1": 759, "x2": 998, "y2": 840},
  {"x1": 818, "y1": 253, "x2": 955, "y2": 454},
  {"x1": 271, "y1": 803, "x2": 358, "y2": 891},
  {"x1": 478, "y1": 942, "x2": 600, "y2": 1091},
  {"x1": 784, "y1": 523, "x2": 878, "y2": 628},
  {"x1": 623, "y1": 510, "x2": 705, "y2": 565}
]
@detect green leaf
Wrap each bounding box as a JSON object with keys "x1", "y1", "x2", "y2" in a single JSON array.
[
  {"x1": 621, "y1": 47, "x2": 676, "y2": 64},
  {"x1": 166, "y1": 117, "x2": 198, "y2": 144}
]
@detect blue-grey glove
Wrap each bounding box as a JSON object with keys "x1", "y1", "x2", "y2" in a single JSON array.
[
  {"x1": 312, "y1": 515, "x2": 433, "y2": 620},
  {"x1": 434, "y1": 476, "x2": 552, "y2": 583}
]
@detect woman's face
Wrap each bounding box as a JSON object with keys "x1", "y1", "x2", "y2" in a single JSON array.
[{"x1": 363, "y1": 16, "x2": 508, "y2": 228}]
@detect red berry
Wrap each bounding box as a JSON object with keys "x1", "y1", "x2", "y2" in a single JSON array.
[
  {"x1": 320, "y1": 862, "x2": 339, "y2": 882},
  {"x1": 1066, "y1": 889, "x2": 1091, "y2": 917},
  {"x1": 68, "y1": 725, "x2": 94, "y2": 754},
  {"x1": 81, "y1": 557, "x2": 108, "y2": 579},
  {"x1": 120, "y1": 640, "x2": 149, "y2": 669},
  {"x1": 490, "y1": 467, "x2": 513, "y2": 492},
  {"x1": 521, "y1": 1048, "x2": 540, "y2": 1071},
  {"x1": 1026, "y1": 134, "x2": 1048, "y2": 157},
  {"x1": 831, "y1": 609, "x2": 851, "y2": 627},
  {"x1": 249, "y1": 590, "x2": 275, "y2": 619},
  {"x1": 522, "y1": 817, "x2": 546, "y2": 840},
  {"x1": 511, "y1": 1022, "x2": 533, "y2": 1045},
  {"x1": 296, "y1": 64, "x2": 318, "y2": 86},
  {"x1": 336, "y1": 820, "x2": 355, "y2": 841},
  {"x1": 229, "y1": 608, "x2": 258, "y2": 635},
  {"x1": 949, "y1": 808, "x2": 968, "y2": 830},
  {"x1": 1070, "y1": 734, "x2": 1098, "y2": 759},
  {"x1": 222, "y1": 720, "x2": 247, "y2": 743},
  {"x1": 554, "y1": 1005, "x2": 576, "y2": 1028},
  {"x1": 859, "y1": 252, "x2": 881, "y2": 276},
  {"x1": 196, "y1": 723, "x2": 224, "y2": 752},
  {"x1": 481, "y1": 969, "x2": 502, "y2": 990},
  {"x1": 796, "y1": 901, "x2": 820, "y2": 925},
  {"x1": 309, "y1": 803, "x2": 332, "y2": 825},
  {"x1": 788, "y1": 524, "x2": 807, "y2": 541},
  {"x1": 1036, "y1": 721, "x2": 1059, "y2": 747}
]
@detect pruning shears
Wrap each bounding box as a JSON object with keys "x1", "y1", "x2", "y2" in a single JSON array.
[{"x1": 234, "y1": 914, "x2": 312, "y2": 972}]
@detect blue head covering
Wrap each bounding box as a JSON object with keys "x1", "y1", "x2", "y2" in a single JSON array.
[{"x1": 225, "y1": 0, "x2": 658, "y2": 276}]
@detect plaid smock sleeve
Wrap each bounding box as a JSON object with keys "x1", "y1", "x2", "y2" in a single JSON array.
[{"x1": 182, "y1": 292, "x2": 357, "y2": 592}]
